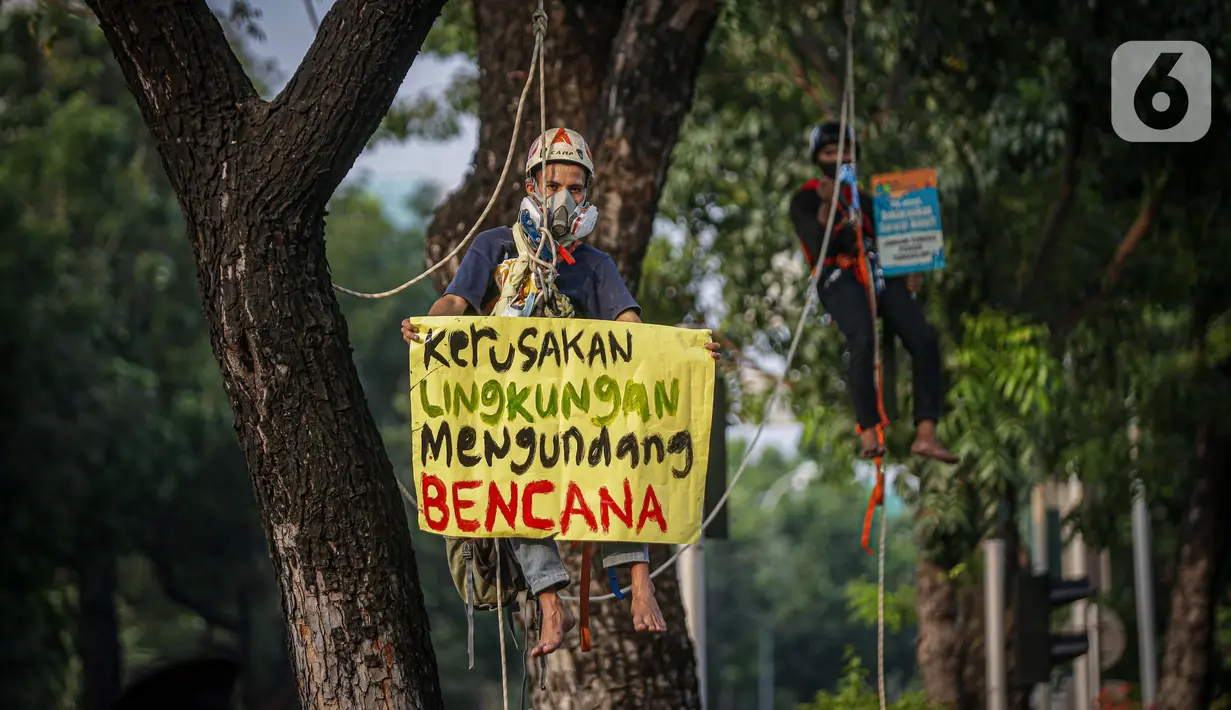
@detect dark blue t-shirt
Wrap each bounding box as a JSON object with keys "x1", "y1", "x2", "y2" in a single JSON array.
[{"x1": 443, "y1": 227, "x2": 641, "y2": 321}]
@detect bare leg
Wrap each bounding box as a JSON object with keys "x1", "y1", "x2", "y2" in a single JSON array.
[
  {"x1": 531, "y1": 589, "x2": 576, "y2": 658},
  {"x1": 628, "y1": 561, "x2": 666, "y2": 632},
  {"x1": 911, "y1": 418, "x2": 960, "y2": 464}
]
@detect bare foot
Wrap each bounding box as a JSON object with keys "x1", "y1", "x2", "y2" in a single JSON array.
[
  {"x1": 628, "y1": 563, "x2": 666, "y2": 632},
  {"x1": 858, "y1": 428, "x2": 885, "y2": 459},
  {"x1": 531, "y1": 590, "x2": 576, "y2": 658},
  {"x1": 911, "y1": 420, "x2": 960, "y2": 464}
]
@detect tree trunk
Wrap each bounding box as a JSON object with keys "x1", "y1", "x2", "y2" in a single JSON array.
[
  {"x1": 584, "y1": 0, "x2": 720, "y2": 293},
  {"x1": 1157, "y1": 424, "x2": 1230, "y2": 710},
  {"x1": 84, "y1": 1, "x2": 448, "y2": 707},
  {"x1": 423, "y1": 0, "x2": 625, "y2": 293},
  {"x1": 959, "y1": 580, "x2": 986, "y2": 710},
  {"x1": 531, "y1": 544, "x2": 701, "y2": 710},
  {"x1": 423, "y1": 2, "x2": 718, "y2": 707},
  {"x1": 77, "y1": 554, "x2": 121, "y2": 710},
  {"x1": 915, "y1": 555, "x2": 962, "y2": 708}
]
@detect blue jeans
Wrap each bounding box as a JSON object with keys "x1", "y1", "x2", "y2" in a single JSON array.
[{"x1": 509, "y1": 538, "x2": 649, "y2": 595}]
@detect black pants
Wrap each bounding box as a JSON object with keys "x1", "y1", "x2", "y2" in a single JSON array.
[{"x1": 818, "y1": 268, "x2": 941, "y2": 430}]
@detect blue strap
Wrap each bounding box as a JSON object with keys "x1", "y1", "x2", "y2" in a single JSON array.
[{"x1": 607, "y1": 568, "x2": 626, "y2": 600}]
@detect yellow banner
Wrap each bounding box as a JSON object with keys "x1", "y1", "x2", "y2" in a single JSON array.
[{"x1": 407, "y1": 316, "x2": 715, "y2": 544}]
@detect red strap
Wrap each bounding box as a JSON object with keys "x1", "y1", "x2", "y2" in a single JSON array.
[
  {"x1": 579, "y1": 543, "x2": 594, "y2": 652},
  {"x1": 860, "y1": 426, "x2": 886, "y2": 553},
  {"x1": 557, "y1": 244, "x2": 576, "y2": 265},
  {"x1": 853, "y1": 201, "x2": 890, "y2": 553}
]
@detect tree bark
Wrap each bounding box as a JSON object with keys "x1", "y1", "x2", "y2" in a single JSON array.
[
  {"x1": 77, "y1": 553, "x2": 121, "y2": 710},
  {"x1": 423, "y1": 2, "x2": 718, "y2": 707},
  {"x1": 915, "y1": 556, "x2": 962, "y2": 708},
  {"x1": 83, "y1": 1, "x2": 448, "y2": 707},
  {"x1": 531, "y1": 544, "x2": 701, "y2": 710},
  {"x1": 1157, "y1": 424, "x2": 1230, "y2": 710},
  {"x1": 958, "y1": 580, "x2": 985, "y2": 710}
]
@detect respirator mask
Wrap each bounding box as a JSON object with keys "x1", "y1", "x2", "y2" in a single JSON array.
[
  {"x1": 520, "y1": 188, "x2": 598, "y2": 243},
  {"x1": 818, "y1": 159, "x2": 853, "y2": 181}
]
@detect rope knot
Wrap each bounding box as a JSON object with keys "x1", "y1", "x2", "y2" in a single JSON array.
[
  {"x1": 844, "y1": 0, "x2": 856, "y2": 26},
  {"x1": 532, "y1": 9, "x2": 548, "y2": 39}
]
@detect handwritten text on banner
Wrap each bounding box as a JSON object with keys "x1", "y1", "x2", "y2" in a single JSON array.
[{"x1": 408, "y1": 316, "x2": 715, "y2": 544}]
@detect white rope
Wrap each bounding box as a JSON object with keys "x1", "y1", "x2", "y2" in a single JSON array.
[
  {"x1": 496, "y1": 542, "x2": 510, "y2": 710},
  {"x1": 330, "y1": 8, "x2": 548, "y2": 300},
  {"x1": 878, "y1": 506, "x2": 887, "y2": 710},
  {"x1": 830, "y1": 2, "x2": 886, "y2": 702}
]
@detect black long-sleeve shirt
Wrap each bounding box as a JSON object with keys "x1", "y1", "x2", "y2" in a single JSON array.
[{"x1": 788, "y1": 179, "x2": 876, "y2": 268}]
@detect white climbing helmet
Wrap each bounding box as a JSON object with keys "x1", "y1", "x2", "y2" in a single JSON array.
[{"x1": 525, "y1": 127, "x2": 596, "y2": 183}]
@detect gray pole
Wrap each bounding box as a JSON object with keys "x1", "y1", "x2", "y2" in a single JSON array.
[
  {"x1": 679, "y1": 536, "x2": 708, "y2": 709},
  {"x1": 1129, "y1": 419, "x2": 1158, "y2": 705},
  {"x1": 984, "y1": 538, "x2": 1008, "y2": 710}
]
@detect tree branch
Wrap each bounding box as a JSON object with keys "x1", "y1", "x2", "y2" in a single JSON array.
[
  {"x1": 82, "y1": 0, "x2": 260, "y2": 191},
  {"x1": 1052, "y1": 186, "x2": 1165, "y2": 340},
  {"x1": 779, "y1": 20, "x2": 840, "y2": 114},
  {"x1": 265, "y1": 0, "x2": 448, "y2": 204},
  {"x1": 1020, "y1": 104, "x2": 1088, "y2": 306}
]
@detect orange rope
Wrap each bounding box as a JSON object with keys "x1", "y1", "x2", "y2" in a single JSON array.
[
  {"x1": 578, "y1": 542, "x2": 594, "y2": 651},
  {"x1": 847, "y1": 186, "x2": 889, "y2": 554}
]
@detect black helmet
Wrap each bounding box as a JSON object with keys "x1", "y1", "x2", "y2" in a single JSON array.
[{"x1": 808, "y1": 120, "x2": 856, "y2": 163}]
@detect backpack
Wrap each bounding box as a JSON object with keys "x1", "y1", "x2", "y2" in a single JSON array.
[
  {"x1": 444, "y1": 536, "x2": 530, "y2": 669},
  {"x1": 445, "y1": 536, "x2": 527, "y2": 609}
]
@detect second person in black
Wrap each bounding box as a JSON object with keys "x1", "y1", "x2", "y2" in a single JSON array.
[{"x1": 788, "y1": 120, "x2": 959, "y2": 464}]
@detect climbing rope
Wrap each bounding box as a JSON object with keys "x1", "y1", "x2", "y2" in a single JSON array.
[
  {"x1": 828, "y1": 3, "x2": 889, "y2": 705},
  {"x1": 496, "y1": 542, "x2": 510, "y2": 710},
  {"x1": 330, "y1": 4, "x2": 548, "y2": 300}
]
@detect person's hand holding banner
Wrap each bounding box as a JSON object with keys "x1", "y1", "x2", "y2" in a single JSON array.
[{"x1": 408, "y1": 316, "x2": 716, "y2": 545}]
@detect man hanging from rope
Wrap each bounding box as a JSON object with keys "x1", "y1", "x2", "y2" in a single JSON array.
[
  {"x1": 789, "y1": 120, "x2": 959, "y2": 464},
  {"x1": 402, "y1": 127, "x2": 720, "y2": 657}
]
